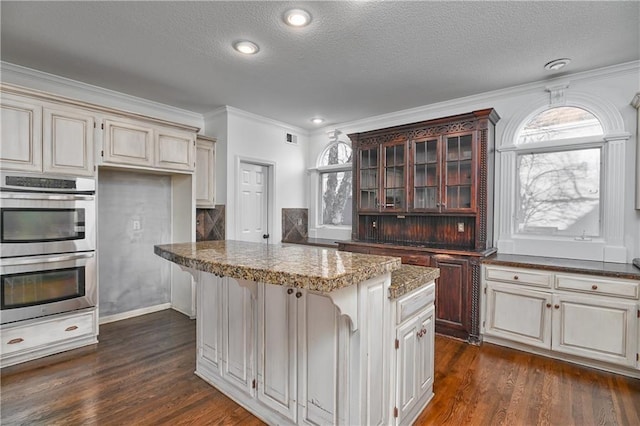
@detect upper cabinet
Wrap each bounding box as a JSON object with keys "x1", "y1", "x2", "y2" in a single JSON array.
[
  {"x1": 349, "y1": 109, "x2": 499, "y2": 251},
  {"x1": 1, "y1": 92, "x2": 95, "y2": 176},
  {"x1": 43, "y1": 105, "x2": 95, "y2": 176},
  {"x1": 195, "y1": 135, "x2": 216, "y2": 208},
  {"x1": 1, "y1": 84, "x2": 200, "y2": 177},
  {"x1": 0, "y1": 93, "x2": 43, "y2": 173},
  {"x1": 101, "y1": 117, "x2": 195, "y2": 173}
]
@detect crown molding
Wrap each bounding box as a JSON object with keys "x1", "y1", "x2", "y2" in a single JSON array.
[
  {"x1": 1, "y1": 61, "x2": 203, "y2": 129},
  {"x1": 311, "y1": 60, "x2": 640, "y2": 138},
  {"x1": 204, "y1": 105, "x2": 309, "y2": 136}
]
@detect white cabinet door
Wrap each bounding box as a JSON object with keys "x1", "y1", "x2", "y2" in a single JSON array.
[
  {"x1": 484, "y1": 282, "x2": 552, "y2": 349},
  {"x1": 258, "y1": 283, "x2": 298, "y2": 422},
  {"x1": 103, "y1": 118, "x2": 154, "y2": 167},
  {"x1": 298, "y1": 291, "x2": 339, "y2": 426},
  {"x1": 395, "y1": 313, "x2": 420, "y2": 421},
  {"x1": 156, "y1": 128, "x2": 194, "y2": 172},
  {"x1": 222, "y1": 277, "x2": 255, "y2": 396},
  {"x1": 0, "y1": 94, "x2": 42, "y2": 172},
  {"x1": 552, "y1": 294, "x2": 638, "y2": 367},
  {"x1": 417, "y1": 306, "x2": 435, "y2": 396},
  {"x1": 395, "y1": 305, "x2": 434, "y2": 424},
  {"x1": 195, "y1": 137, "x2": 216, "y2": 208},
  {"x1": 43, "y1": 106, "x2": 95, "y2": 176},
  {"x1": 197, "y1": 274, "x2": 222, "y2": 372}
]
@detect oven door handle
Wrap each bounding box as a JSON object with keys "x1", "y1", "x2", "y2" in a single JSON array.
[
  {"x1": 0, "y1": 193, "x2": 94, "y2": 201},
  {"x1": 2, "y1": 252, "x2": 95, "y2": 266}
]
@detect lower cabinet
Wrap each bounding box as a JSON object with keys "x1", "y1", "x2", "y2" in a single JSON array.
[
  {"x1": 0, "y1": 308, "x2": 98, "y2": 368},
  {"x1": 483, "y1": 265, "x2": 640, "y2": 375},
  {"x1": 395, "y1": 304, "x2": 435, "y2": 423},
  {"x1": 195, "y1": 271, "x2": 437, "y2": 425},
  {"x1": 432, "y1": 255, "x2": 471, "y2": 340}
]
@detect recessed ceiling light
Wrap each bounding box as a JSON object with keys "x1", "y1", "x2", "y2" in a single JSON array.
[
  {"x1": 544, "y1": 58, "x2": 571, "y2": 71},
  {"x1": 284, "y1": 9, "x2": 311, "y2": 27},
  {"x1": 233, "y1": 40, "x2": 259, "y2": 55},
  {"x1": 311, "y1": 117, "x2": 324, "y2": 124}
]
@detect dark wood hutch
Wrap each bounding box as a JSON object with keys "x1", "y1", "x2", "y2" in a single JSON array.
[{"x1": 338, "y1": 109, "x2": 499, "y2": 342}]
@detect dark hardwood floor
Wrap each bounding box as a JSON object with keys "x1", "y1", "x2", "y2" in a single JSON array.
[{"x1": 2, "y1": 309, "x2": 639, "y2": 425}]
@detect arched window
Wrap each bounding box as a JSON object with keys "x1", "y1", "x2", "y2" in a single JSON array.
[
  {"x1": 515, "y1": 106, "x2": 604, "y2": 238},
  {"x1": 317, "y1": 140, "x2": 352, "y2": 226}
]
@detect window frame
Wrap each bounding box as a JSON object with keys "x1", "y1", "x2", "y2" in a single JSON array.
[
  {"x1": 314, "y1": 140, "x2": 353, "y2": 232},
  {"x1": 495, "y1": 89, "x2": 630, "y2": 263}
]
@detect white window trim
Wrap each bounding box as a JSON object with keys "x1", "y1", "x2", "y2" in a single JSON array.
[
  {"x1": 496, "y1": 88, "x2": 631, "y2": 263},
  {"x1": 308, "y1": 138, "x2": 354, "y2": 240}
]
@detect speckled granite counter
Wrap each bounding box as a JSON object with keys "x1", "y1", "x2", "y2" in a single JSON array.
[
  {"x1": 389, "y1": 265, "x2": 440, "y2": 299},
  {"x1": 483, "y1": 253, "x2": 640, "y2": 281},
  {"x1": 154, "y1": 240, "x2": 402, "y2": 293}
]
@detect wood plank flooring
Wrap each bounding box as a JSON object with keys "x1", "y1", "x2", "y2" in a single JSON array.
[{"x1": 2, "y1": 309, "x2": 639, "y2": 425}]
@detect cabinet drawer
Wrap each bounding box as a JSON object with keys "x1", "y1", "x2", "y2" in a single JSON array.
[
  {"x1": 555, "y1": 275, "x2": 639, "y2": 299},
  {"x1": 485, "y1": 266, "x2": 552, "y2": 288},
  {"x1": 1, "y1": 310, "x2": 96, "y2": 356},
  {"x1": 396, "y1": 283, "x2": 435, "y2": 325},
  {"x1": 401, "y1": 255, "x2": 429, "y2": 267}
]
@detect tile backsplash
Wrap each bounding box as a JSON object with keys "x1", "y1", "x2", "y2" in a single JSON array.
[
  {"x1": 196, "y1": 205, "x2": 225, "y2": 241},
  {"x1": 282, "y1": 208, "x2": 308, "y2": 242}
]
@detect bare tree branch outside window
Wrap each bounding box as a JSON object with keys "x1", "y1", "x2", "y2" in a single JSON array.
[{"x1": 321, "y1": 142, "x2": 352, "y2": 226}]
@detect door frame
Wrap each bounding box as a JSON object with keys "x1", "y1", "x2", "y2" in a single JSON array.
[{"x1": 234, "y1": 156, "x2": 276, "y2": 243}]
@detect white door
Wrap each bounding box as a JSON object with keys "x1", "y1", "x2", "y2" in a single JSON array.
[{"x1": 239, "y1": 162, "x2": 269, "y2": 242}]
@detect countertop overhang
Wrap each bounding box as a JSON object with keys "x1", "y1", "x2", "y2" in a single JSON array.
[{"x1": 154, "y1": 240, "x2": 403, "y2": 293}]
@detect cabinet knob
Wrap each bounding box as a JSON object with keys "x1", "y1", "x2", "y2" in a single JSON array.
[
  {"x1": 65, "y1": 325, "x2": 78, "y2": 332},
  {"x1": 513, "y1": 275, "x2": 519, "y2": 280},
  {"x1": 417, "y1": 330, "x2": 423, "y2": 338},
  {"x1": 7, "y1": 338, "x2": 24, "y2": 345},
  {"x1": 554, "y1": 304, "x2": 560, "y2": 309},
  {"x1": 287, "y1": 288, "x2": 294, "y2": 295},
  {"x1": 546, "y1": 303, "x2": 552, "y2": 308},
  {"x1": 422, "y1": 328, "x2": 427, "y2": 335},
  {"x1": 591, "y1": 284, "x2": 598, "y2": 290},
  {"x1": 296, "y1": 292, "x2": 302, "y2": 299}
]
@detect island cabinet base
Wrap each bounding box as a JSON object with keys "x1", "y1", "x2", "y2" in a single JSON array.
[{"x1": 192, "y1": 271, "x2": 435, "y2": 426}]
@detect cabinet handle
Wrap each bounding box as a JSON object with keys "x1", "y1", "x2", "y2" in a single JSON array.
[
  {"x1": 287, "y1": 288, "x2": 294, "y2": 295},
  {"x1": 7, "y1": 338, "x2": 24, "y2": 345},
  {"x1": 422, "y1": 328, "x2": 427, "y2": 335},
  {"x1": 513, "y1": 275, "x2": 519, "y2": 280},
  {"x1": 65, "y1": 326, "x2": 78, "y2": 332},
  {"x1": 295, "y1": 292, "x2": 302, "y2": 299},
  {"x1": 546, "y1": 303, "x2": 552, "y2": 308},
  {"x1": 554, "y1": 304, "x2": 560, "y2": 309},
  {"x1": 591, "y1": 284, "x2": 598, "y2": 290},
  {"x1": 417, "y1": 330, "x2": 423, "y2": 338}
]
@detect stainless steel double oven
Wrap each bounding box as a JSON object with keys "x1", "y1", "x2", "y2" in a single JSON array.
[{"x1": 0, "y1": 173, "x2": 97, "y2": 324}]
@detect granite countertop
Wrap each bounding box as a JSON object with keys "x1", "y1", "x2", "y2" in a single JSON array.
[
  {"x1": 483, "y1": 253, "x2": 640, "y2": 281},
  {"x1": 389, "y1": 265, "x2": 440, "y2": 299},
  {"x1": 154, "y1": 240, "x2": 402, "y2": 293}
]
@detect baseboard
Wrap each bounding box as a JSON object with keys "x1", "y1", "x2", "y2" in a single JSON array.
[{"x1": 99, "y1": 303, "x2": 171, "y2": 325}]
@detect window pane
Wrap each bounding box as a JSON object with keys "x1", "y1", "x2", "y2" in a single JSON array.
[
  {"x1": 517, "y1": 107, "x2": 603, "y2": 144},
  {"x1": 321, "y1": 142, "x2": 352, "y2": 166},
  {"x1": 322, "y1": 171, "x2": 352, "y2": 226},
  {"x1": 517, "y1": 148, "x2": 600, "y2": 237}
]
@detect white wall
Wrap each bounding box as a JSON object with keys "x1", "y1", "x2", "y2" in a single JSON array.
[
  {"x1": 205, "y1": 107, "x2": 309, "y2": 243},
  {"x1": 308, "y1": 62, "x2": 640, "y2": 262}
]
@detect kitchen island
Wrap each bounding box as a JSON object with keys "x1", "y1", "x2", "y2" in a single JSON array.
[{"x1": 155, "y1": 240, "x2": 439, "y2": 426}]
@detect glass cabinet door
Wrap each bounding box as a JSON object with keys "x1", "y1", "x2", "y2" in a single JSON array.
[
  {"x1": 383, "y1": 142, "x2": 405, "y2": 211},
  {"x1": 358, "y1": 146, "x2": 379, "y2": 210},
  {"x1": 412, "y1": 138, "x2": 439, "y2": 210},
  {"x1": 443, "y1": 134, "x2": 474, "y2": 210}
]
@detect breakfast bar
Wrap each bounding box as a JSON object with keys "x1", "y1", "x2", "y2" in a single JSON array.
[{"x1": 155, "y1": 240, "x2": 439, "y2": 426}]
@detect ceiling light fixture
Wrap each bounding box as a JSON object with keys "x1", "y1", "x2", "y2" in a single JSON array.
[
  {"x1": 284, "y1": 9, "x2": 311, "y2": 27},
  {"x1": 233, "y1": 40, "x2": 259, "y2": 55},
  {"x1": 544, "y1": 58, "x2": 571, "y2": 71},
  {"x1": 311, "y1": 117, "x2": 324, "y2": 124}
]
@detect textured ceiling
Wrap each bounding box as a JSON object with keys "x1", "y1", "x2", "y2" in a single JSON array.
[{"x1": 1, "y1": 1, "x2": 638, "y2": 130}]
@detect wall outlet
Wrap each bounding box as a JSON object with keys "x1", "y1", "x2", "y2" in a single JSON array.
[
  {"x1": 133, "y1": 220, "x2": 141, "y2": 231},
  {"x1": 457, "y1": 222, "x2": 465, "y2": 232}
]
